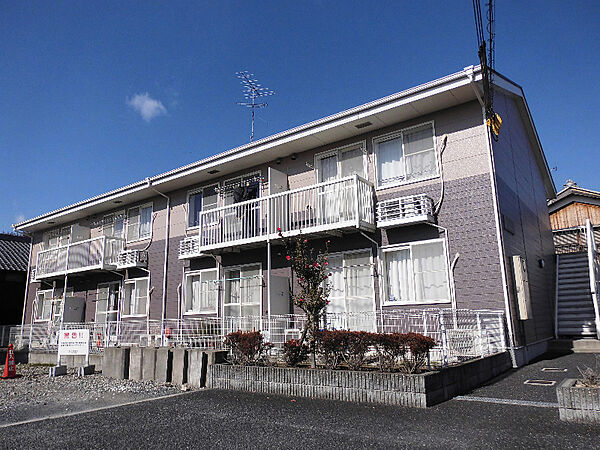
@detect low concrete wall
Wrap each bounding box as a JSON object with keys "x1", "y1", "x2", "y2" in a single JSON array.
[
  {"x1": 103, "y1": 347, "x2": 129, "y2": 379},
  {"x1": 207, "y1": 352, "x2": 512, "y2": 408},
  {"x1": 29, "y1": 351, "x2": 103, "y2": 370},
  {"x1": 557, "y1": 379, "x2": 600, "y2": 424}
]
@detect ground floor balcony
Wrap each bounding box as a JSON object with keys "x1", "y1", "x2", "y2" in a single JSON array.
[
  {"x1": 32, "y1": 236, "x2": 148, "y2": 281},
  {"x1": 179, "y1": 175, "x2": 376, "y2": 258}
]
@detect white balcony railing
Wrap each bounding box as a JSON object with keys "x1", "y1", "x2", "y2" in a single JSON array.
[
  {"x1": 376, "y1": 194, "x2": 434, "y2": 228},
  {"x1": 35, "y1": 236, "x2": 125, "y2": 280},
  {"x1": 180, "y1": 175, "x2": 375, "y2": 258}
]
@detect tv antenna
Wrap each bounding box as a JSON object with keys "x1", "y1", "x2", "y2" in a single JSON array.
[{"x1": 236, "y1": 71, "x2": 275, "y2": 142}]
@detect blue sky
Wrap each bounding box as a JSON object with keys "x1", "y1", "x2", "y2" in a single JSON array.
[{"x1": 1, "y1": 1, "x2": 598, "y2": 231}]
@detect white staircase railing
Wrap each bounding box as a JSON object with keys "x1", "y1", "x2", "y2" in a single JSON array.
[{"x1": 585, "y1": 219, "x2": 600, "y2": 339}]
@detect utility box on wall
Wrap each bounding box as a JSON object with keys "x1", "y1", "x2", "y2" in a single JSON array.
[{"x1": 512, "y1": 255, "x2": 532, "y2": 320}]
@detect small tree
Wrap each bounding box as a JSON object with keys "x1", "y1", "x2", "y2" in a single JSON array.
[{"x1": 279, "y1": 229, "x2": 331, "y2": 367}]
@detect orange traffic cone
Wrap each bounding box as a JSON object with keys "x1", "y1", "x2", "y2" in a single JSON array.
[{"x1": 1, "y1": 344, "x2": 17, "y2": 379}]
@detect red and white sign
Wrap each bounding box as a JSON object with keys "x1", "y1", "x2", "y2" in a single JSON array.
[{"x1": 58, "y1": 329, "x2": 90, "y2": 357}]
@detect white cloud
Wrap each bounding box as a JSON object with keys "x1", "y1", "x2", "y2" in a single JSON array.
[{"x1": 127, "y1": 93, "x2": 167, "y2": 121}]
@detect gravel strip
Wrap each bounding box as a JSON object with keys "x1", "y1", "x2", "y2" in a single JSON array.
[{"x1": 0, "y1": 363, "x2": 182, "y2": 425}]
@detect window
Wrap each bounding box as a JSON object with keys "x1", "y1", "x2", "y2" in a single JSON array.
[
  {"x1": 374, "y1": 123, "x2": 437, "y2": 188},
  {"x1": 326, "y1": 250, "x2": 375, "y2": 330},
  {"x1": 188, "y1": 184, "x2": 218, "y2": 228},
  {"x1": 43, "y1": 227, "x2": 71, "y2": 250},
  {"x1": 96, "y1": 282, "x2": 120, "y2": 323},
  {"x1": 34, "y1": 288, "x2": 70, "y2": 321},
  {"x1": 223, "y1": 265, "x2": 261, "y2": 318},
  {"x1": 127, "y1": 204, "x2": 152, "y2": 242},
  {"x1": 383, "y1": 239, "x2": 449, "y2": 305},
  {"x1": 122, "y1": 278, "x2": 149, "y2": 316},
  {"x1": 315, "y1": 143, "x2": 366, "y2": 183},
  {"x1": 185, "y1": 269, "x2": 218, "y2": 314},
  {"x1": 103, "y1": 212, "x2": 125, "y2": 238}
]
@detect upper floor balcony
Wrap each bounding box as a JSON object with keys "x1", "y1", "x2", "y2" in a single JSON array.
[
  {"x1": 32, "y1": 236, "x2": 148, "y2": 281},
  {"x1": 180, "y1": 175, "x2": 375, "y2": 258}
]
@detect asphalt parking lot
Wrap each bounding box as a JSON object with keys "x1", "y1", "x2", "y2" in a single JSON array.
[{"x1": 0, "y1": 352, "x2": 597, "y2": 449}]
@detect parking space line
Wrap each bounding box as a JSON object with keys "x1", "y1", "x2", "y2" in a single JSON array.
[
  {"x1": 454, "y1": 395, "x2": 559, "y2": 409},
  {"x1": 0, "y1": 391, "x2": 192, "y2": 429}
]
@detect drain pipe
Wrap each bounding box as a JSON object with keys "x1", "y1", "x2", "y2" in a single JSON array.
[
  {"x1": 466, "y1": 69, "x2": 518, "y2": 367},
  {"x1": 19, "y1": 232, "x2": 33, "y2": 341},
  {"x1": 146, "y1": 178, "x2": 170, "y2": 343}
]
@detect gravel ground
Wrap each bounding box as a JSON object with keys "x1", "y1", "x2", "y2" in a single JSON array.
[{"x1": 0, "y1": 363, "x2": 181, "y2": 425}]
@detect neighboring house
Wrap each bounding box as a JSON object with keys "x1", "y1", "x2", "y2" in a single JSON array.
[
  {"x1": 0, "y1": 233, "x2": 30, "y2": 329},
  {"x1": 14, "y1": 65, "x2": 557, "y2": 365},
  {"x1": 548, "y1": 181, "x2": 600, "y2": 338}
]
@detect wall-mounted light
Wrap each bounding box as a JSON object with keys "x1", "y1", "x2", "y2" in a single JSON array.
[
  {"x1": 276, "y1": 158, "x2": 282, "y2": 165},
  {"x1": 291, "y1": 153, "x2": 297, "y2": 160}
]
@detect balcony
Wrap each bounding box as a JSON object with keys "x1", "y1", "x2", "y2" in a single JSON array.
[
  {"x1": 34, "y1": 236, "x2": 125, "y2": 280},
  {"x1": 180, "y1": 175, "x2": 375, "y2": 258},
  {"x1": 376, "y1": 194, "x2": 435, "y2": 228}
]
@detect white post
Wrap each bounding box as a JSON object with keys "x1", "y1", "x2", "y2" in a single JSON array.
[
  {"x1": 440, "y1": 313, "x2": 448, "y2": 367},
  {"x1": 498, "y1": 313, "x2": 506, "y2": 351},
  {"x1": 585, "y1": 219, "x2": 600, "y2": 340}
]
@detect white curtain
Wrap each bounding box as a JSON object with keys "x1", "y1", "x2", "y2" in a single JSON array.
[
  {"x1": 340, "y1": 148, "x2": 364, "y2": 178},
  {"x1": 386, "y1": 249, "x2": 413, "y2": 303},
  {"x1": 319, "y1": 154, "x2": 338, "y2": 183},
  {"x1": 403, "y1": 125, "x2": 436, "y2": 180},
  {"x1": 412, "y1": 242, "x2": 448, "y2": 302},
  {"x1": 140, "y1": 206, "x2": 152, "y2": 238},
  {"x1": 377, "y1": 137, "x2": 404, "y2": 185}
]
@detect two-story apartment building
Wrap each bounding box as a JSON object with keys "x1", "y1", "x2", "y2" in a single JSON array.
[{"x1": 14, "y1": 66, "x2": 557, "y2": 365}]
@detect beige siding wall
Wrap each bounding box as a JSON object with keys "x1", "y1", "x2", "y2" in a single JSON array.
[{"x1": 492, "y1": 91, "x2": 556, "y2": 347}]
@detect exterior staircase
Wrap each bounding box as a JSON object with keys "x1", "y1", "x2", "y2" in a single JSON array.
[{"x1": 556, "y1": 253, "x2": 597, "y2": 337}]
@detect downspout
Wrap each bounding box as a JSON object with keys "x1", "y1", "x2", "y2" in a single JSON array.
[
  {"x1": 466, "y1": 68, "x2": 518, "y2": 367},
  {"x1": 19, "y1": 233, "x2": 33, "y2": 341},
  {"x1": 146, "y1": 178, "x2": 171, "y2": 343}
]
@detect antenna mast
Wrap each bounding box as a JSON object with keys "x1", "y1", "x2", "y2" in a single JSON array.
[{"x1": 236, "y1": 71, "x2": 275, "y2": 142}]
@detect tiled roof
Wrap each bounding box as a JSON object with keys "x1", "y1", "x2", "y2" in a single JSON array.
[{"x1": 0, "y1": 234, "x2": 30, "y2": 272}]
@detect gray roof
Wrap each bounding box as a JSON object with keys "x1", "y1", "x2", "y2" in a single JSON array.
[{"x1": 0, "y1": 234, "x2": 30, "y2": 272}]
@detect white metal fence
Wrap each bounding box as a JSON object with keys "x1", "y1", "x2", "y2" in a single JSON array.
[
  {"x1": 10, "y1": 309, "x2": 507, "y2": 366},
  {"x1": 376, "y1": 194, "x2": 434, "y2": 227}
]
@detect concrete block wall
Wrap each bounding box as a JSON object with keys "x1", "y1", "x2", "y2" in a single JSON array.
[
  {"x1": 557, "y1": 378, "x2": 600, "y2": 424},
  {"x1": 207, "y1": 352, "x2": 512, "y2": 408}
]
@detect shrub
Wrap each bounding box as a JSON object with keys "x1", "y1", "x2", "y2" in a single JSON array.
[
  {"x1": 577, "y1": 355, "x2": 600, "y2": 387},
  {"x1": 224, "y1": 330, "x2": 274, "y2": 366},
  {"x1": 400, "y1": 332, "x2": 436, "y2": 374},
  {"x1": 315, "y1": 330, "x2": 345, "y2": 369},
  {"x1": 340, "y1": 331, "x2": 373, "y2": 371},
  {"x1": 372, "y1": 333, "x2": 408, "y2": 372},
  {"x1": 283, "y1": 339, "x2": 309, "y2": 367}
]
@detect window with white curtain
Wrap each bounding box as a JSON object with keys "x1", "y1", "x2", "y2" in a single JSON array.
[
  {"x1": 188, "y1": 184, "x2": 219, "y2": 228},
  {"x1": 102, "y1": 211, "x2": 125, "y2": 238},
  {"x1": 34, "y1": 289, "x2": 60, "y2": 321},
  {"x1": 374, "y1": 123, "x2": 437, "y2": 188},
  {"x1": 185, "y1": 269, "x2": 218, "y2": 314},
  {"x1": 326, "y1": 250, "x2": 375, "y2": 330},
  {"x1": 122, "y1": 278, "x2": 149, "y2": 316},
  {"x1": 316, "y1": 143, "x2": 367, "y2": 183},
  {"x1": 383, "y1": 239, "x2": 449, "y2": 305},
  {"x1": 126, "y1": 204, "x2": 152, "y2": 242},
  {"x1": 223, "y1": 265, "x2": 261, "y2": 318}
]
